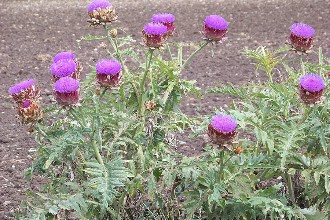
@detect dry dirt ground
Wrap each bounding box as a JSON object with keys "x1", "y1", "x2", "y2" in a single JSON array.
[{"x1": 1, "y1": 0, "x2": 330, "y2": 218}]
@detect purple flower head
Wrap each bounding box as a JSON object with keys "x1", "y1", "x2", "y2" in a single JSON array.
[
  {"x1": 211, "y1": 114, "x2": 237, "y2": 133},
  {"x1": 21, "y1": 100, "x2": 32, "y2": 108},
  {"x1": 54, "y1": 77, "x2": 80, "y2": 93},
  {"x1": 144, "y1": 22, "x2": 167, "y2": 35},
  {"x1": 152, "y1": 13, "x2": 175, "y2": 23},
  {"x1": 53, "y1": 52, "x2": 76, "y2": 63},
  {"x1": 290, "y1": 23, "x2": 315, "y2": 38},
  {"x1": 50, "y1": 59, "x2": 77, "y2": 77},
  {"x1": 205, "y1": 15, "x2": 228, "y2": 30},
  {"x1": 300, "y1": 73, "x2": 325, "y2": 92},
  {"x1": 96, "y1": 59, "x2": 121, "y2": 75},
  {"x1": 9, "y1": 79, "x2": 35, "y2": 95},
  {"x1": 87, "y1": 0, "x2": 111, "y2": 12}
]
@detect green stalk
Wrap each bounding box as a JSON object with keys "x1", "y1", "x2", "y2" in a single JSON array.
[
  {"x1": 218, "y1": 151, "x2": 233, "y2": 181},
  {"x1": 284, "y1": 172, "x2": 297, "y2": 207},
  {"x1": 90, "y1": 91, "x2": 106, "y2": 166},
  {"x1": 92, "y1": 140, "x2": 104, "y2": 166},
  {"x1": 103, "y1": 24, "x2": 116, "y2": 55},
  {"x1": 181, "y1": 41, "x2": 209, "y2": 70},
  {"x1": 103, "y1": 23, "x2": 128, "y2": 75},
  {"x1": 139, "y1": 48, "x2": 154, "y2": 115},
  {"x1": 166, "y1": 43, "x2": 173, "y2": 61}
]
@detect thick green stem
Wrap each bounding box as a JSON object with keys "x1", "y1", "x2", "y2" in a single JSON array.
[
  {"x1": 139, "y1": 49, "x2": 154, "y2": 115},
  {"x1": 90, "y1": 91, "x2": 106, "y2": 166},
  {"x1": 219, "y1": 151, "x2": 233, "y2": 181},
  {"x1": 181, "y1": 41, "x2": 209, "y2": 70},
  {"x1": 285, "y1": 172, "x2": 297, "y2": 206},
  {"x1": 300, "y1": 105, "x2": 311, "y2": 124},
  {"x1": 92, "y1": 140, "x2": 104, "y2": 166}
]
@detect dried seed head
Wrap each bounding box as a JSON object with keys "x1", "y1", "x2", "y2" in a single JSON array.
[
  {"x1": 87, "y1": 0, "x2": 117, "y2": 26},
  {"x1": 17, "y1": 100, "x2": 43, "y2": 124}
]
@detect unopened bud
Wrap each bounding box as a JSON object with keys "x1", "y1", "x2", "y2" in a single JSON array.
[
  {"x1": 110, "y1": 29, "x2": 118, "y2": 38},
  {"x1": 234, "y1": 147, "x2": 243, "y2": 154}
]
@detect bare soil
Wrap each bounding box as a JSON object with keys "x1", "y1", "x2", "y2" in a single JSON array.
[{"x1": 1, "y1": 0, "x2": 329, "y2": 218}]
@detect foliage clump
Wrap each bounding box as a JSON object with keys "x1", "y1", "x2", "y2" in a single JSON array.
[{"x1": 8, "y1": 0, "x2": 330, "y2": 219}]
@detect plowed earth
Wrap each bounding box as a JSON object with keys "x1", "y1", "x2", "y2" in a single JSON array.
[{"x1": 1, "y1": 0, "x2": 329, "y2": 218}]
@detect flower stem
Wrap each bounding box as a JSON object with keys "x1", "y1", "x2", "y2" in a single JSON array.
[
  {"x1": 181, "y1": 41, "x2": 209, "y2": 70},
  {"x1": 167, "y1": 43, "x2": 173, "y2": 61},
  {"x1": 284, "y1": 172, "x2": 297, "y2": 207},
  {"x1": 103, "y1": 23, "x2": 128, "y2": 75},
  {"x1": 219, "y1": 151, "x2": 233, "y2": 181},
  {"x1": 92, "y1": 139, "x2": 104, "y2": 166},
  {"x1": 139, "y1": 48, "x2": 154, "y2": 115}
]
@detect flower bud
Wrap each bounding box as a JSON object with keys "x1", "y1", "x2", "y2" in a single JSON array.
[
  {"x1": 208, "y1": 114, "x2": 237, "y2": 146},
  {"x1": 54, "y1": 77, "x2": 80, "y2": 107},
  {"x1": 234, "y1": 146, "x2": 243, "y2": 154},
  {"x1": 87, "y1": 0, "x2": 117, "y2": 26},
  {"x1": 289, "y1": 23, "x2": 315, "y2": 53},
  {"x1": 110, "y1": 28, "x2": 118, "y2": 38},
  {"x1": 17, "y1": 100, "x2": 43, "y2": 124},
  {"x1": 8, "y1": 79, "x2": 40, "y2": 104},
  {"x1": 142, "y1": 22, "x2": 168, "y2": 48},
  {"x1": 299, "y1": 73, "x2": 325, "y2": 104},
  {"x1": 95, "y1": 59, "x2": 122, "y2": 89},
  {"x1": 145, "y1": 100, "x2": 156, "y2": 111},
  {"x1": 152, "y1": 13, "x2": 175, "y2": 36},
  {"x1": 203, "y1": 15, "x2": 228, "y2": 42}
]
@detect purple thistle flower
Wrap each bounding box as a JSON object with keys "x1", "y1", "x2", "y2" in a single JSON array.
[
  {"x1": 205, "y1": 15, "x2": 228, "y2": 30},
  {"x1": 50, "y1": 59, "x2": 77, "y2": 78},
  {"x1": 300, "y1": 74, "x2": 325, "y2": 92},
  {"x1": 208, "y1": 113, "x2": 237, "y2": 146},
  {"x1": 143, "y1": 22, "x2": 168, "y2": 48},
  {"x1": 95, "y1": 59, "x2": 121, "y2": 88},
  {"x1": 144, "y1": 22, "x2": 167, "y2": 35},
  {"x1": 152, "y1": 13, "x2": 175, "y2": 36},
  {"x1": 53, "y1": 52, "x2": 76, "y2": 63},
  {"x1": 152, "y1": 13, "x2": 175, "y2": 23},
  {"x1": 289, "y1": 23, "x2": 315, "y2": 53},
  {"x1": 211, "y1": 114, "x2": 237, "y2": 133},
  {"x1": 290, "y1": 23, "x2": 315, "y2": 39},
  {"x1": 96, "y1": 59, "x2": 121, "y2": 75},
  {"x1": 299, "y1": 73, "x2": 325, "y2": 104},
  {"x1": 54, "y1": 77, "x2": 80, "y2": 106},
  {"x1": 21, "y1": 100, "x2": 32, "y2": 108},
  {"x1": 54, "y1": 77, "x2": 80, "y2": 93},
  {"x1": 9, "y1": 79, "x2": 35, "y2": 95},
  {"x1": 87, "y1": 0, "x2": 111, "y2": 12},
  {"x1": 203, "y1": 15, "x2": 228, "y2": 42}
]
